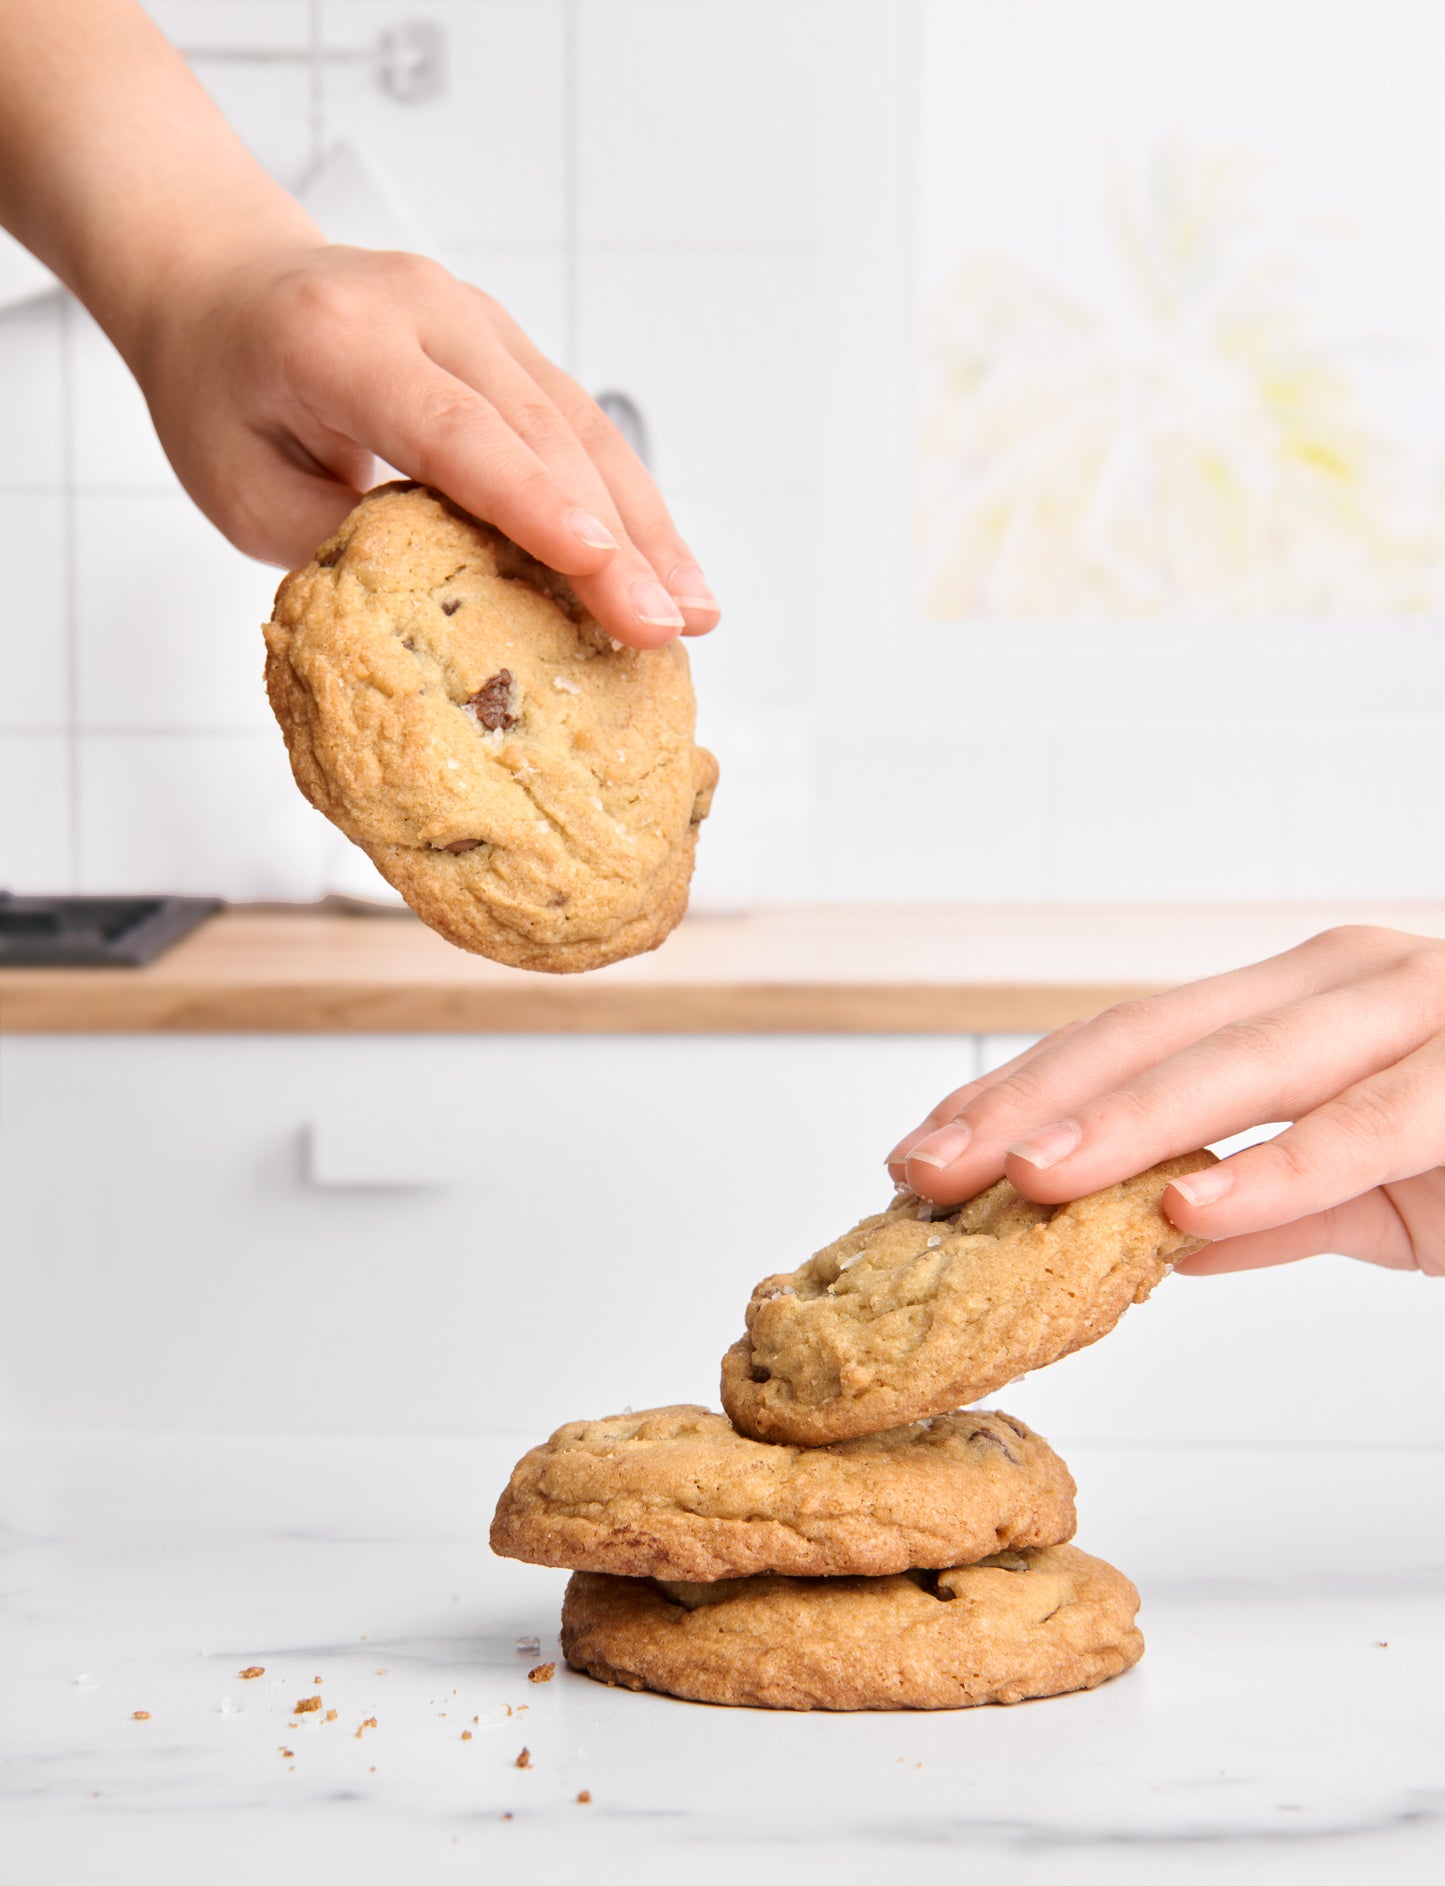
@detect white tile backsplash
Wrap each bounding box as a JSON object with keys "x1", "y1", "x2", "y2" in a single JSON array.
[
  {"x1": 816, "y1": 718, "x2": 1058, "y2": 902},
  {"x1": 688, "y1": 705, "x2": 821, "y2": 906},
  {"x1": 577, "y1": 250, "x2": 820, "y2": 494},
  {"x1": 74, "y1": 495, "x2": 278, "y2": 732},
  {"x1": 1284, "y1": 722, "x2": 1445, "y2": 899},
  {"x1": 0, "y1": 494, "x2": 69, "y2": 728},
  {"x1": 1055, "y1": 724, "x2": 1290, "y2": 903},
  {"x1": 441, "y1": 246, "x2": 571, "y2": 368},
  {"x1": 577, "y1": 0, "x2": 821, "y2": 246},
  {"x1": 0, "y1": 299, "x2": 66, "y2": 488},
  {"x1": 670, "y1": 491, "x2": 820, "y2": 707},
  {"x1": 78, "y1": 730, "x2": 324, "y2": 897},
  {"x1": 68, "y1": 310, "x2": 175, "y2": 490},
  {"x1": 0, "y1": 732, "x2": 73, "y2": 890},
  {"x1": 318, "y1": 1, "x2": 567, "y2": 247}
]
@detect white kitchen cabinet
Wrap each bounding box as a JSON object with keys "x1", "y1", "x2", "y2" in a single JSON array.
[{"x1": 4, "y1": 1029, "x2": 1441, "y2": 1447}]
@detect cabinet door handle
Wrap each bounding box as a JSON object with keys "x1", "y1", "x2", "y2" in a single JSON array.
[{"x1": 307, "y1": 1117, "x2": 479, "y2": 1188}]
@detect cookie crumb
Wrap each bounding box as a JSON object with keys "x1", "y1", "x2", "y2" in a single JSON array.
[
  {"x1": 576, "y1": 1789, "x2": 592, "y2": 1804},
  {"x1": 515, "y1": 1747, "x2": 532, "y2": 1769},
  {"x1": 461, "y1": 1730, "x2": 472, "y2": 1741},
  {"x1": 294, "y1": 1696, "x2": 322, "y2": 1713},
  {"x1": 279, "y1": 1747, "x2": 294, "y2": 1758},
  {"x1": 131, "y1": 1710, "x2": 150, "y2": 1721},
  {"x1": 354, "y1": 1717, "x2": 377, "y2": 1740},
  {"x1": 238, "y1": 1666, "x2": 264, "y2": 1680},
  {"x1": 1376, "y1": 1640, "x2": 1390, "y2": 1648},
  {"x1": 376, "y1": 1668, "x2": 388, "y2": 1676},
  {"x1": 325, "y1": 1709, "x2": 338, "y2": 1723},
  {"x1": 527, "y1": 1663, "x2": 555, "y2": 1684}
]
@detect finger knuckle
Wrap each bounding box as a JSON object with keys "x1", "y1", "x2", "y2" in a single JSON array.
[
  {"x1": 1211, "y1": 1011, "x2": 1295, "y2": 1067},
  {"x1": 381, "y1": 249, "x2": 448, "y2": 295},
  {"x1": 507, "y1": 397, "x2": 571, "y2": 452},
  {"x1": 1327, "y1": 1083, "x2": 1400, "y2": 1151},
  {"x1": 1309, "y1": 923, "x2": 1404, "y2": 961}
]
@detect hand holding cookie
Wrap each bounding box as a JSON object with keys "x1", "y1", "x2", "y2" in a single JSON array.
[
  {"x1": 888, "y1": 926, "x2": 1445, "y2": 1278},
  {"x1": 138, "y1": 242, "x2": 720, "y2": 649}
]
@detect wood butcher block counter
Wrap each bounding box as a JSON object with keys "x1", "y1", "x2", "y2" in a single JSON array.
[{"x1": 3, "y1": 900, "x2": 1443, "y2": 1034}]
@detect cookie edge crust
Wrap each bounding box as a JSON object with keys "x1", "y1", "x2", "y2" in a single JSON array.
[
  {"x1": 559, "y1": 1548, "x2": 1144, "y2": 1711},
  {"x1": 489, "y1": 1407, "x2": 1078, "y2": 1580}
]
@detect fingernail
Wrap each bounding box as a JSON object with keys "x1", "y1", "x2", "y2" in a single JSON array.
[
  {"x1": 568, "y1": 508, "x2": 618, "y2": 551},
  {"x1": 667, "y1": 562, "x2": 719, "y2": 611},
  {"x1": 906, "y1": 1122, "x2": 972, "y2": 1170},
  {"x1": 1169, "y1": 1165, "x2": 1235, "y2": 1209},
  {"x1": 1008, "y1": 1120, "x2": 1082, "y2": 1171},
  {"x1": 630, "y1": 578, "x2": 686, "y2": 629}
]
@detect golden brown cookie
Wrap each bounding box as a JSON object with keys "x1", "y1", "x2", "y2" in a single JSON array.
[
  {"x1": 721, "y1": 1153, "x2": 1216, "y2": 1445},
  {"x1": 560, "y1": 1544, "x2": 1142, "y2": 1710},
  {"x1": 264, "y1": 484, "x2": 717, "y2": 973},
  {"x1": 490, "y1": 1403, "x2": 1075, "y2": 1581}
]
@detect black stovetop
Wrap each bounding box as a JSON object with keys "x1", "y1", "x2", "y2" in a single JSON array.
[{"x1": 0, "y1": 894, "x2": 222, "y2": 967}]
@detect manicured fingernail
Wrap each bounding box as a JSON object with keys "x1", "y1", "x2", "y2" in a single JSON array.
[
  {"x1": 667, "y1": 562, "x2": 719, "y2": 611},
  {"x1": 906, "y1": 1122, "x2": 972, "y2": 1170},
  {"x1": 630, "y1": 578, "x2": 686, "y2": 628},
  {"x1": 1008, "y1": 1120, "x2": 1082, "y2": 1170},
  {"x1": 568, "y1": 508, "x2": 618, "y2": 550},
  {"x1": 1169, "y1": 1165, "x2": 1235, "y2": 1209}
]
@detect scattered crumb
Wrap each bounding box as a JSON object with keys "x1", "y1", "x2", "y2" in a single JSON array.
[
  {"x1": 294, "y1": 1696, "x2": 322, "y2": 1714},
  {"x1": 131, "y1": 1711, "x2": 150, "y2": 1721},
  {"x1": 504, "y1": 1704, "x2": 513, "y2": 1718},
  {"x1": 471, "y1": 1716, "x2": 479, "y2": 1725},
  {"x1": 354, "y1": 1717, "x2": 378, "y2": 1740},
  {"x1": 324, "y1": 1710, "x2": 338, "y2": 1723},
  {"x1": 515, "y1": 1748, "x2": 532, "y2": 1769},
  {"x1": 312, "y1": 1676, "x2": 323, "y2": 1685},
  {"x1": 527, "y1": 1663, "x2": 555, "y2": 1685},
  {"x1": 461, "y1": 1731, "x2": 472, "y2": 1741},
  {"x1": 369, "y1": 1766, "x2": 377, "y2": 1774},
  {"x1": 238, "y1": 1666, "x2": 264, "y2": 1680},
  {"x1": 279, "y1": 1747, "x2": 294, "y2": 1759},
  {"x1": 517, "y1": 1704, "x2": 529, "y2": 1713},
  {"x1": 501, "y1": 1812, "x2": 513, "y2": 1822},
  {"x1": 1376, "y1": 1640, "x2": 1390, "y2": 1648},
  {"x1": 576, "y1": 1789, "x2": 592, "y2": 1805},
  {"x1": 376, "y1": 1668, "x2": 388, "y2": 1677}
]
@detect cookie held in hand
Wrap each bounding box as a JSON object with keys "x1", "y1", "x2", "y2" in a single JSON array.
[
  {"x1": 721, "y1": 1153, "x2": 1217, "y2": 1445},
  {"x1": 560, "y1": 1544, "x2": 1143, "y2": 1711},
  {"x1": 490, "y1": 1403, "x2": 1076, "y2": 1581},
  {"x1": 264, "y1": 484, "x2": 717, "y2": 973}
]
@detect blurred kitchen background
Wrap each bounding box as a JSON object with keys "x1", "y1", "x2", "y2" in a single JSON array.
[
  {"x1": 2, "y1": 1, "x2": 1442, "y2": 1444},
  {"x1": 4, "y1": 0, "x2": 1442, "y2": 906}
]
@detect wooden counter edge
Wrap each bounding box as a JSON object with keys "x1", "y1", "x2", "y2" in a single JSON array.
[{"x1": 0, "y1": 978, "x2": 1165, "y2": 1036}]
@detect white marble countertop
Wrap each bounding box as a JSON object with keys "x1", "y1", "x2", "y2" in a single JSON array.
[{"x1": 4, "y1": 1431, "x2": 1443, "y2": 1885}]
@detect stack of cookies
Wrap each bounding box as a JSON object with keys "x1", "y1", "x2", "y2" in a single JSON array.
[{"x1": 491, "y1": 1151, "x2": 1214, "y2": 1710}]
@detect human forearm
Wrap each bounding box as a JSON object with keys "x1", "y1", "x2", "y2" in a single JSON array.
[{"x1": 0, "y1": 0, "x2": 317, "y2": 364}]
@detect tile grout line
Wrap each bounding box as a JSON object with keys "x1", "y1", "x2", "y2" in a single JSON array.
[{"x1": 562, "y1": 0, "x2": 580, "y2": 376}]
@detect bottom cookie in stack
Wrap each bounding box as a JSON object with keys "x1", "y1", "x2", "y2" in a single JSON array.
[{"x1": 490, "y1": 1403, "x2": 1143, "y2": 1711}]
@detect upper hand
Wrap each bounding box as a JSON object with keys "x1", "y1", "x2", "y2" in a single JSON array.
[
  {"x1": 132, "y1": 242, "x2": 720, "y2": 649},
  {"x1": 885, "y1": 925, "x2": 1445, "y2": 1276}
]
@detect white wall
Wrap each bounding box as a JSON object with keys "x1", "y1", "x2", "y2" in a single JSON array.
[{"x1": 2, "y1": 0, "x2": 1444, "y2": 909}]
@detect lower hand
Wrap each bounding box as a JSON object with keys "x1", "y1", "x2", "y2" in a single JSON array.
[
  {"x1": 886, "y1": 926, "x2": 1445, "y2": 1276},
  {"x1": 131, "y1": 241, "x2": 719, "y2": 649}
]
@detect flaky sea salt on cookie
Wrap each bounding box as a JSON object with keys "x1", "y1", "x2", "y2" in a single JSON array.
[
  {"x1": 490, "y1": 1403, "x2": 1076, "y2": 1581},
  {"x1": 264, "y1": 483, "x2": 717, "y2": 973},
  {"x1": 721, "y1": 1153, "x2": 1216, "y2": 1445},
  {"x1": 560, "y1": 1544, "x2": 1143, "y2": 1711}
]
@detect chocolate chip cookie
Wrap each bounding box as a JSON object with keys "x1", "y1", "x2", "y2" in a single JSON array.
[
  {"x1": 490, "y1": 1403, "x2": 1076, "y2": 1581},
  {"x1": 264, "y1": 484, "x2": 717, "y2": 973},
  {"x1": 560, "y1": 1543, "x2": 1143, "y2": 1710},
  {"x1": 721, "y1": 1153, "x2": 1216, "y2": 1445}
]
